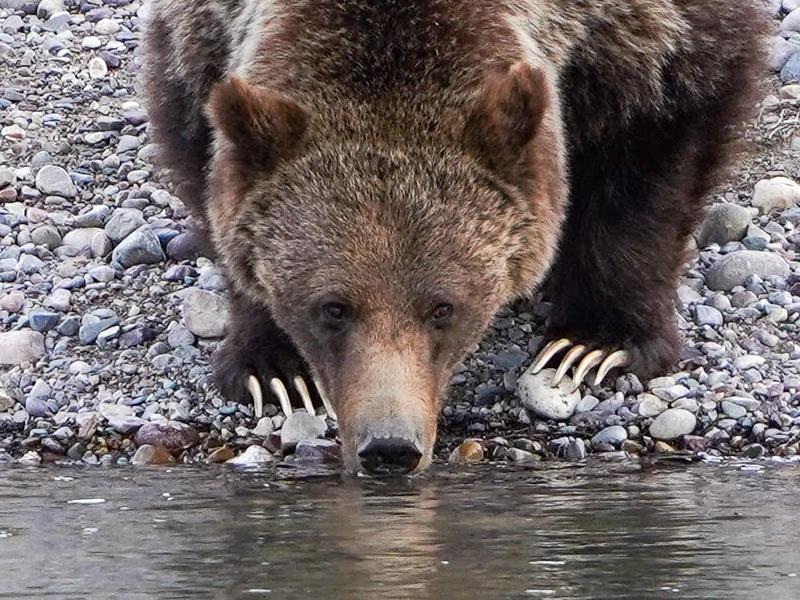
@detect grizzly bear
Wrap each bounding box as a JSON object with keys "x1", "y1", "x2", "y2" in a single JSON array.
[{"x1": 142, "y1": 0, "x2": 766, "y2": 474}]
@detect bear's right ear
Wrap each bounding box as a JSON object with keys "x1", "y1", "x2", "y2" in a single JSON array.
[{"x1": 206, "y1": 76, "x2": 308, "y2": 173}]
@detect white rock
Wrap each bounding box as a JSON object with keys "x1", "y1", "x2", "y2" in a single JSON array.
[
  {"x1": 62, "y1": 227, "x2": 105, "y2": 250},
  {"x1": 517, "y1": 368, "x2": 581, "y2": 421},
  {"x1": 280, "y1": 412, "x2": 327, "y2": 452},
  {"x1": 227, "y1": 445, "x2": 274, "y2": 465},
  {"x1": 0, "y1": 331, "x2": 45, "y2": 365},
  {"x1": 751, "y1": 177, "x2": 800, "y2": 213},
  {"x1": 181, "y1": 289, "x2": 229, "y2": 338},
  {"x1": 88, "y1": 57, "x2": 108, "y2": 79}
]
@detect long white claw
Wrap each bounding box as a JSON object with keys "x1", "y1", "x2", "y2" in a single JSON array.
[
  {"x1": 552, "y1": 344, "x2": 587, "y2": 386},
  {"x1": 530, "y1": 338, "x2": 572, "y2": 374},
  {"x1": 314, "y1": 380, "x2": 337, "y2": 421},
  {"x1": 246, "y1": 375, "x2": 264, "y2": 419},
  {"x1": 592, "y1": 350, "x2": 631, "y2": 387},
  {"x1": 571, "y1": 349, "x2": 605, "y2": 391},
  {"x1": 269, "y1": 377, "x2": 293, "y2": 416},
  {"x1": 293, "y1": 376, "x2": 316, "y2": 415}
]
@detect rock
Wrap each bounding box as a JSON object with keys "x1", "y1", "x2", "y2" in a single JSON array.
[
  {"x1": 104, "y1": 208, "x2": 145, "y2": 243},
  {"x1": 35, "y1": 165, "x2": 76, "y2": 197},
  {"x1": 206, "y1": 446, "x2": 235, "y2": 463},
  {"x1": 0, "y1": 291, "x2": 24, "y2": 313},
  {"x1": 706, "y1": 251, "x2": 790, "y2": 291},
  {"x1": 591, "y1": 425, "x2": 627, "y2": 447},
  {"x1": 0, "y1": 331, "x2": 45, "y2": 365},
  {"x1": 181, "y1": 289, "x2": 229, "y2": 338},
  {"x1": 649, "y1": 408, "x2": 697, "y2": 441},
  {"x1": 133, "y1": 421, "x2": 200, "y2": 451},
  {"x1": 98, "y1": 403, "x2": 133, "y2": 420},
  {"x1": 36, "y1": 0, "x2": 63, "y2": 19},
  {"x1": 697, "y1": 203, "x2": 752, "y2": 246},
  {"x1": 517, "y1": 367, "x2": 581, "y2": 420},
  {"x1": 131, "y1": 444, "x2": 174, "y2": 466},
  {"x1": 44, "y1": 288, "x2": 71, "y2": 311},
  {"x1": 107, "y1": 414, "x2": 147, "y2": 434},
  {"x1": 28, "y1": 310, "x2": 59, "y2": 332},
  {"x1": 94, "y1": 17, "x2": 119, "y2": 34},
  {"x1": 252, "y1": 417, "x2": 274, "y2": 437},
  {"x1": 111, "y1": 227, "x2": 165, "y2": 267},
  {"x1": 734, "y1": 355, "x2": 766, "y2": 370},
  {"x1": 638, "y1": 393, "x2": 667, "y2": 417},
  {"x1": 62, "y1": 227, "x2": 104, "y2": 250},
  {"x1": 280, "y1": 412, "x2": 327, "y2": 452},
  {"x1": 227, "y1": 445, "x2": 274, "y2": 466},
  {"x1": 17, "y1": 254, "x2": 43, "y2": 274},
  {"x1": 694, "y1": 304, "x2": 723, "y2": 327},
  {"x1": 751, "y1": 177, "x2": 800, "y2": 213},
  {"x1": 448, "y1": 439, "x2": 485, "y2": 464},
  {"x1": 166, "y1": 232, "x2": 202, "y2": 260},
  {"x1": 78, "y1": 317, "x2": 119, "y2": 345},
  {"x1": 781, "y1": 51, "x2": 800, "y2": 82},
  {"x1": 88, "y1": 57, "x2": 108, "y2": 79},
  {"x1": 721, "y1": 401, "x2": 747, "y2": 420},
  {"x1": 506, "y1": 448, "x2": 539, "y2": 464},
  {"x1": 31, "y1": 225, "x2": 61, "y2": 249},
  {"x1": 295, "y1": 439, "x2": 342, "y2": 464},
  {"x1": 781, "y1": 8, "x2": 800, "y2": 33},
  {"x1": 770, "y1": 36, "x2": 800, "y2": 71}
]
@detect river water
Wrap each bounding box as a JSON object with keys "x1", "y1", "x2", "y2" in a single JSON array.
[{"x1": 1, "y1": 459, "x2": 798, "y2": 599}]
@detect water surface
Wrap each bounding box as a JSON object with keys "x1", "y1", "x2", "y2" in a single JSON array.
[{"x1": 1, "y1": 460, "x2": 798, "y2": 599}]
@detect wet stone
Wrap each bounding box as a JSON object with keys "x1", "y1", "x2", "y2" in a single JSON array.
[
  {"x1": 448, "y1": 439, "x2": 485, "y2": 464},
  {"x1": 591, "y1": 425, "x2": 627, "y2": 448},
  {"x1": 295, "y1": 439, "x2": 342, "y2": 464},
  {"x1": 227, "y1": 445, "x2": 274, "y2": 466},
  {"x1": 131, "y1": 444, "x2": 174, "y2": 466},
  {"x1": 133, "y1": 421, "x2": 200, "y2": 451},
  {"x1": 280, "y1": 412, "x2": 327, "y2": 452}
]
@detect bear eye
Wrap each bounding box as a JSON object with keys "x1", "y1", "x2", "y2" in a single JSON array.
[
  {"x1": 321, "y1": 301, "x2": 351, "y2": 329},
  {"x1": 430, "y1": 303, "x2": 454, "y2": 327}
]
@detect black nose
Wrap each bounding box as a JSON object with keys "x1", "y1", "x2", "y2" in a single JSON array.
[{"x1": 358, "y1": 437, "x2": 422, "y2": 474}]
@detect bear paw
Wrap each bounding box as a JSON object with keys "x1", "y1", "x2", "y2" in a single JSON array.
[{"x1": 213, "y1": 338, "x2": 336, "y2": 420}]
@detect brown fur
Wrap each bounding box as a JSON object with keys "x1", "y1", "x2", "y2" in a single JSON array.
[{"x1": 141, "y1": 0, "x2": 768, "y2": 473}]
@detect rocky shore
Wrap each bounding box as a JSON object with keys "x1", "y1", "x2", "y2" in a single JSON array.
[{"x1": 0, "y1": 0, "x2": 798, "y2": 470}]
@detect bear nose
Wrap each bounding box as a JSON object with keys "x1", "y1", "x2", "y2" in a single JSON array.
[{"x1": 358, "y1": 437, "x2": 422, "y2": 474}]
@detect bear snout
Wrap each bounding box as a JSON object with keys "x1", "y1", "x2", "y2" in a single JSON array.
[{"x1": 357, "y1": 435, "x2": 423, "y2": 475}]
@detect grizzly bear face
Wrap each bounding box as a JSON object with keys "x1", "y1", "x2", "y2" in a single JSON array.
[{"x1": 206, "y1": 65, "x2": 565, "y2": 474}]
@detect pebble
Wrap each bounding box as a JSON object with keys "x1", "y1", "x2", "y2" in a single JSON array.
[
  {"x1": 227, "y1": 445, "x2": 274, "y2": 466},
  {"x1": 111, "y1": 227, "x2": 165, "y2": 267},
  {"x1": 279, "y1": 412, "x2": 327, "y2": 452},
  {"x1": 751, "y1": 177, "x2": 800, "y2": 213},
  {"x1": 705, "y1": 251, "x2": 790, "y2": 291},
  {"x1": 649, "y1": 409, "x2": 697, "y2": 441},
  {"x1": 62, "y1": 227, "x2": 105, "y2": 250},
  {"x1": 35, "y1": 165, "x2": 76, "y2": 197},
  {"x1": 0, "y1": 331, "x2": 45, "y2": 365},
  {"x1": 131, "y1": 444, "x2": 174, "y2": 466},
  {"x1": 517, "y1": 368, "x2": 581, "y2": 420},
  {"x1": 104, "y1": 208, "x2": 145, "y2": 243},
  {"x1": 294, "y1": 439, "x2": 341, "y2": 464},
  {"x1": 591, "y1": 425, "x2": 628, "y2": 447},
  {"x1": 133, "y1": 422, "x2": 200, "y2": 451},
  {"x1": 181, "y1": 289, "x2": 229, "y2": 338},
  {"x1": 448, "y1": 439, "x2": 485, "y2": 464},
  {"x1": 697, "y1": 203, "x2": 752, "y2": 246}
]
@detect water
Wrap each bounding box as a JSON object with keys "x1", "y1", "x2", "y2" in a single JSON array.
[{"x1": 1, "y1": 460, "x2": 799, "y2": 599}]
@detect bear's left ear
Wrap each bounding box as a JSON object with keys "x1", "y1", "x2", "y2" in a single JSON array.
[
  {"x1": 206, "y1": 76, "x2": 308, "y2": 173},
  {"x1": 465, "y1": 62, "x2": 549, "y2": 189}
]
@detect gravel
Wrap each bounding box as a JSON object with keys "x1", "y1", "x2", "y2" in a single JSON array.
[{"x1": 0, "y1": 1, "x2": 798, "y2": 469}]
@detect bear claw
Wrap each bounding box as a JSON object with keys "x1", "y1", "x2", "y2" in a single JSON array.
[
  {"x1": 531, "y1": 338, "x2": 630, "y2": 390},
  {"x1": 246, "y1": 374, "x2": 337, "y2": 420}
]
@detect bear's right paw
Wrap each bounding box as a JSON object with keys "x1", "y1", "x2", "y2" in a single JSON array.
[
  {"x1": 529, "y1": 338, "x2": 630, "y2": 391},
  {"x1": 213, "y1": 338, "x2": 336, "y2": 420}
]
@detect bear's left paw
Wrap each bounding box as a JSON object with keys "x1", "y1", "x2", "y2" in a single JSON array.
[
  {"x1": 529, "y1": 338, "x2": 631, "y2": 390},
  {"x1": 245, "y1": 374, "x2": 337, "y2": 421}
]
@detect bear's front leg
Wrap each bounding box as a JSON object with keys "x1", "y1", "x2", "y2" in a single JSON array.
[
  {"x1": 213, "y1": 292, "x2": 335, "y2": 419},
  {"x1": 532, "y1": 114, "x2": 721, "y2": 389}
]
